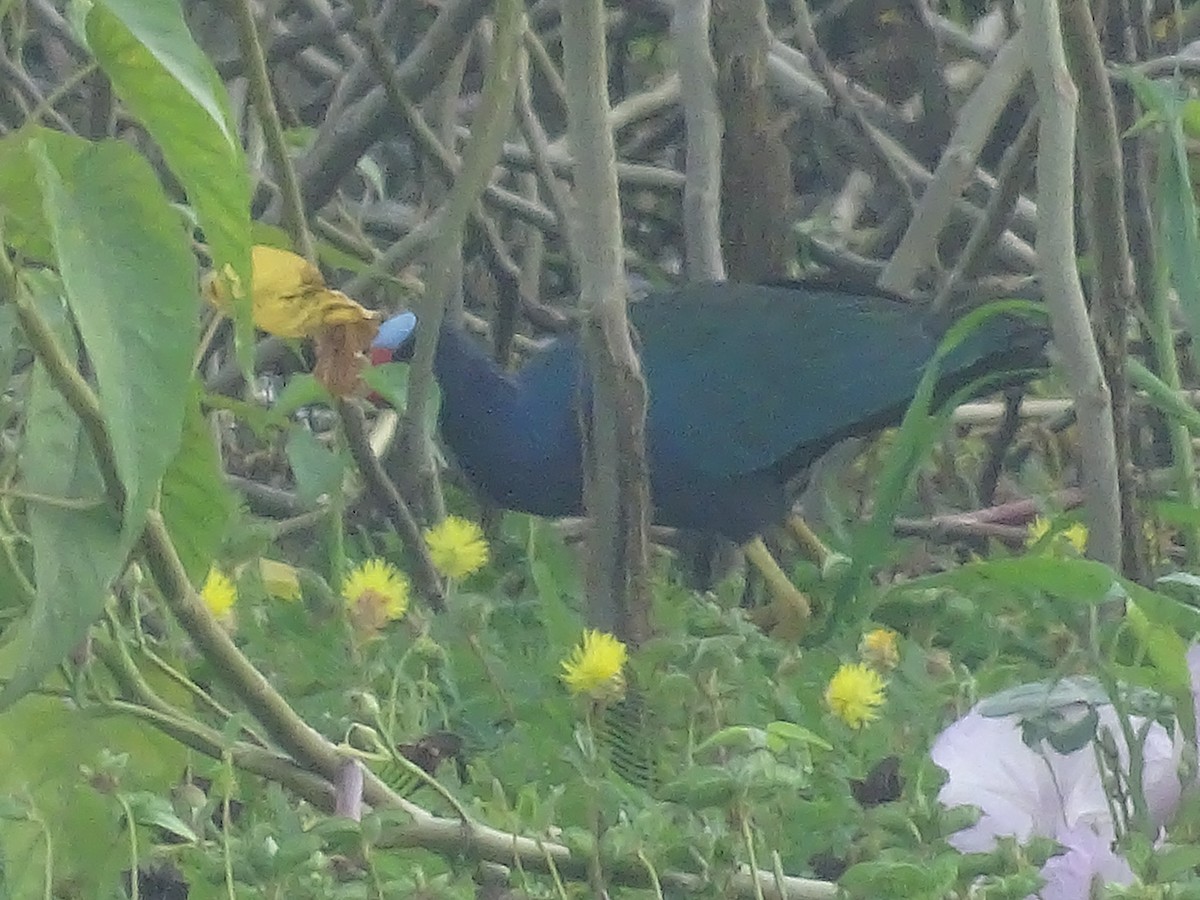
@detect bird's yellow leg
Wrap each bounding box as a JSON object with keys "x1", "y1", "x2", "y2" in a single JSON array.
[
  {"x1": 787, "y1": 515, "x2": 850, "y2": 580},
  {"x1": 743, "y1": 537, "x2": 810, "y2": 639}
]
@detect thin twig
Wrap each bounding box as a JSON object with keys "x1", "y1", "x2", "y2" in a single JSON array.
[
  {"x1": 882, "y1": 32, "x2": 1029, "y2": 293},
  {"x1": 230, "y1": 0, "x2": 316, "y2": 260},
  {"x1": 932, "y1": 110, "x2": 1039, "y2": 313},
  {"x1": 1062, "y1": 0, "x2": 1145, "y2": 578}
]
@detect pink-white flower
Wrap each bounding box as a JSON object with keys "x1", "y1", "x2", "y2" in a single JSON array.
[
  {"x1": 1038, "y1": 825, "x2": 1134, "y2": 900},
  {"x1": 932, "y1": 645, "x2": 1200, "y2": 898},
  {"x1": 932, "y1": 700, "x2": 1181, "y2": 852}
]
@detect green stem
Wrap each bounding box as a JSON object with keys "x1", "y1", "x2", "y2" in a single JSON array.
[
  {"x1": 637, "y1": 849, "x2": 665, "y2": 900},
  {"x1": 1127, "y1": 357, "x2": 1200, "y2": 435},
  {"x1": 116, "y1": 793, "x2": 139, "y2": 900},
  {"x1": 1143, "y1": 255, "x2": 1200, "y2": 567},
  {"x1": 2, "y1": 253, "x2": 126, "y2": 516},
  {"x1": 228, "y1": 0, "x2": 313, "y2": 259},
  {"x1": 221, "y1": 753, "x2": 237, "y2": 900}
]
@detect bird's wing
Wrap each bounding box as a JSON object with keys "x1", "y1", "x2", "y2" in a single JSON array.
[{"x1": 631, "y1": 282, "x2": 1029, "y2": 478}]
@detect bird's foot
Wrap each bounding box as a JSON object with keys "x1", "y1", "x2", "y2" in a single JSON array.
[{"x1": 743, "y1": 537, "x2": 811, "y2": 640}]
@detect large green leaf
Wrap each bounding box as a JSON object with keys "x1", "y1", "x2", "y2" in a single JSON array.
[
  {"x1": 0, "y1": 128, "x2": 89, "y2": 263},
  {"x1": 86, "y1": 0, "x2": 251, "y2": 313},
  {"x1": 161, "y1": 383, "x2": 236, "y2": 581},
  {"x1": 1, "y1": 335, "x2": 125, "y2": 709},
  {"x1": 33, "y1": 138, "x2": 197, "y2": 539}
]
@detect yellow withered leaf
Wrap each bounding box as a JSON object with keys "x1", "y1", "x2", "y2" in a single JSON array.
[
  {"x1": 257, "y1": 558, "x2": 302, "y2": 602},
  {"x1": 204, "y1": 245, "x2": 380, "y2": 340}
]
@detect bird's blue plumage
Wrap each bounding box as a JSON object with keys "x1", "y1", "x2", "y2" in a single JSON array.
[
  {"x1": 375, "y1": 282, "x2": 1047, "y2": 542},
  {"x1": 430, "y1": 328, "x2": 585, "y2": 518}
]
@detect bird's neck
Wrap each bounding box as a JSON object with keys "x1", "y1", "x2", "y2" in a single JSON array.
[
  {"x1": 436, "y1": 321, "x2": 516, "y2": 400},
  {"x1": 433, "y1": 325, "x2": 518, "y2": 422}
]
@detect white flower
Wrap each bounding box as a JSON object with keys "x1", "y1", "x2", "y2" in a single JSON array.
[
  {"x1": 1038, "y1": 825, "x2": 1134, "y2": 900},
  {"x1": 932, "y1": 645, "x2": 1200, "y2": 898},
  {"x1": 932, "y1": 700, "x2": 1180, "y2": 851}
]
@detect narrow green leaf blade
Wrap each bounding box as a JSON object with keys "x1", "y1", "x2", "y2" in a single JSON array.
[{"x1": 1158, "y1": 110, "x2": 1200, "y2": 340}]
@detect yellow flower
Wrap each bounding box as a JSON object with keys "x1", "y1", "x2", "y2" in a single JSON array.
[
  {"x1": 424, "y1": 516, "x2": 489, "y2": 579},
  {"x1": 859, "y1": 628, "x2": 899, "y2": 671},
  {"x1": 342, "y1": 559, "x2": 409, "y2": 636},
  {"x1": 1027, "y1": 516, "x2": 1051, "y2": 546},
  {"x1": 200, "y1": 568, "x2": 237, "y2": 623},
  {"x1": 1027, "y1": 517, "x2": 1088, "y2": 556},
  {"x1": 1062, "y1": 523, "x2": 1088, "y2": 554},
  {"x1": 560, "y1": 630, "x2": 628, "y2": 701},
  {"x1": 825, "y1": 663, "x2": 886, "y2": 729}
]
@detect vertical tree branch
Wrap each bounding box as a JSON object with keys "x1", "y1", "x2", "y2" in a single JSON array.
[
  {"x1": 672, "y1": 0, "x2": 726, "y2": 282},
  {"x1": 712, "y1": 0, "x2": 792, "y2": 281},
  {"x1": 560, "y1": 0, "x2": 652, "y2": 644},
  {"x1": 1025, "y1": 0, "x2": 1122, "y2": 566},
  {"x1": 1061, "y1": 0, "x2": 1144, "y2": 579}
]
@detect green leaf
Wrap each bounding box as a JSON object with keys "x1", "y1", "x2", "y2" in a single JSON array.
[
  {"x1": 361, "y1": 363, "x2": 410, "y2": 412},
  {"x1": 32, "y1": 139, "x2": 197, "y2": 540},
  {"x1": 841, "y1": 852, "x2": 958, "y2": 899},
  {"x1": 696, "y1": 725, "x2": 768, "y2": 754},
  {"x1": 977, "y1": 676, "x2": 1113, "y2": 717},
  {"x1": 1153, "y1": 499, "x2": 1200, "y2": 527},
  {"x1": 123, "y1": 791, "x2": 198, "y2": 843},
  {"x1": 526, "y1": 519, "x2": 584, "y2": 651},
  {"x1": 1121, "y1": 578, "x2": 1200, "y2": 640},
  {"x1": 1155, "y1": 96, "x2": 1200, "y2": 341},
  {"x1": 659, "y1": 765, "x2": 738, "y2": 809},
  {"x1": 0, "y1": 637, "x2": 185, "y2": 894},
  {"x1": 86, "y1": 0, "x2": 251, "y2": 350},
  {"x1": 0, "y1": 128, "x2": 89, "y2": 263},
  {"x1": 765, "y1": 720, "x2": 833, "y2": 753},
  {"x1": 3, "y1": 320, "x2": 124, "y2": 709},
  {"x1": 929, "y1": 555, "x2": 1119, "y2": 601},
  {"x1": 161, "y1": 384, "x2": 236, "y2": 581},
  {"x1": 1181, "y1": 98, "x2": 1200, "y2": 141},
  {"x1": 1155, "y1": 842, "x2": 1200, "y2": 880},
  {"x1": 285, "y1": 426, "x2": 345, "y2": 506},
  {"x1": 274, "y1": 373, "x2": 332, "y2": 420}
]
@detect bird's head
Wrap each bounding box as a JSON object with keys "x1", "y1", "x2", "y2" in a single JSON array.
[{"x1": 370, "y1": 311, "x2": 418, "y2": 365}]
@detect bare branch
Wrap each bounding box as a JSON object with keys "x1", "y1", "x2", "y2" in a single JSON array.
[
  {"x1": 561, "y1": 0, "x2": 653, "y2": 644},
  {"x1": 882, "y1": 31, "x2": 1029, "y2": 293},
  {"x1": 1025, "y1": 0, "x2": 1122, "y2": 565},
  {"x1": 672, "y1": 0, "x2": 726, "y2": 281}
]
